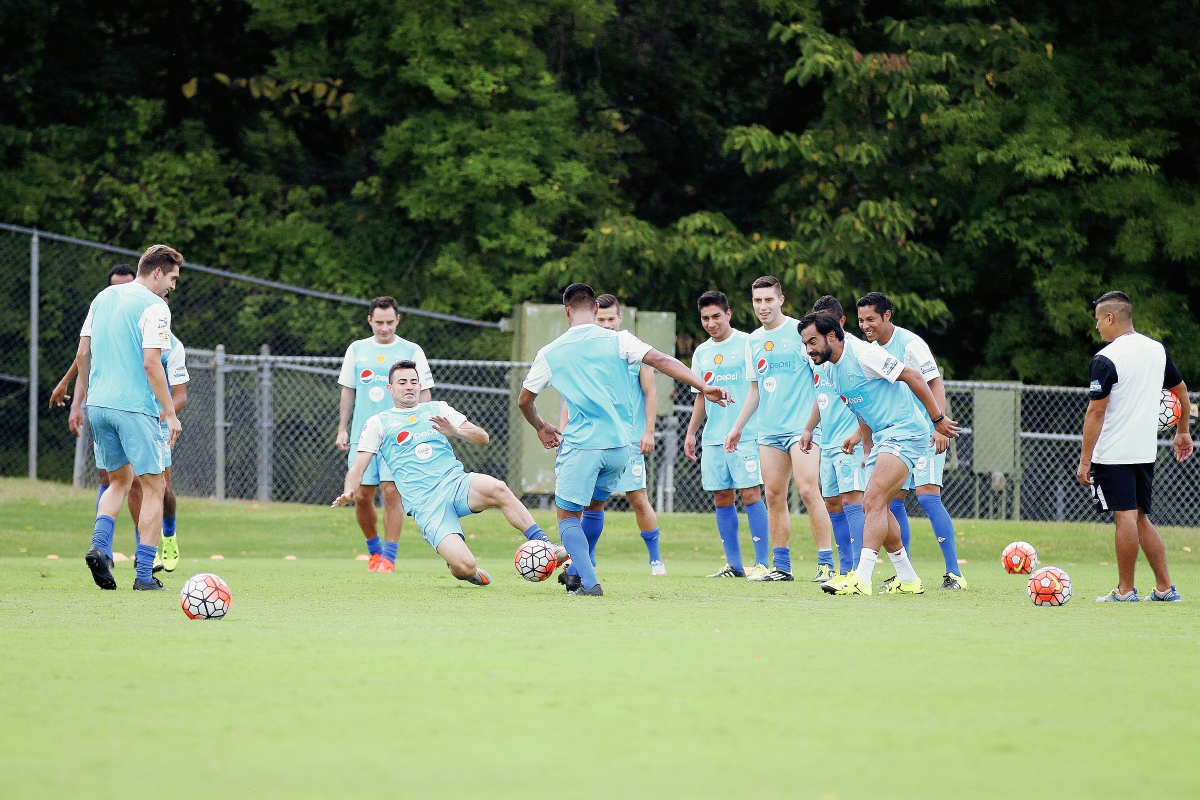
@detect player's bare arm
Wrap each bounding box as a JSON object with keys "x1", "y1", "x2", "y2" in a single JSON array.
[
  {"x1": 431, "y1": 414, "x2": 489, "y2": 446},
  {"x1": 172, "y1": 384, "x2": 188, "y2": 415},
  {"x1": 1168, "y1": 380, "x2": 1194, "y2": 463},
  {"x1": 638, "y1": 365, "x2": 657, "y2": 455},
  {"x1": 1076, "y1": 395, "x2": 1108, "y2": 486},
  {"x1": 517, "y1": 388, "x2": 563, "y2": 449},
  {"x1": 798, "y1": 400, "x2": 822, "y2": 454},
  {"x1": 50, "y1": 358, "x2": 79, "y2": 408},
  {"x1": 144, "y1": 347, "x2": 181, "y2": 447},
  {"x1": 333, "y1": 450, "x2": 374, "y2": 506},
  {"x1": 896, "y1": 367, "x2": 959, "y2": 444},
  {"x1": 71, "y1": 336, "x2": 92, "y2": 437},
  {"x1": 641, "y1": 349, "x2": 731, "y2": 408},
  {"x1": 336, "y1": 386, "x2": 354, "y2": 451},
  {"x1": 858, "y1": 421, "x2": 874, "y2": 466},
  {"x1": 841, "y1": 427, "x2": 862, "y2": 455},
  {"x1": 723, "y1": 381, "x2": 759, "y2": 452},
  {"x1": 928, "y1": 375, "x2": 950, "y2": 453},
  {"x1": 684, "y1": 393, "x2": 706, "y2": 461}
]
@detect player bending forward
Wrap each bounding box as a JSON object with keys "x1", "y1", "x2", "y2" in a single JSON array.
[{"x1": 334, "y1": 360, "x2": 562, "y2": 585}]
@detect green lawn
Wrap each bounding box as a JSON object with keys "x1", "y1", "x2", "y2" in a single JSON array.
[{"x1": 2, "y1": 477, "x2": 1199, "y2": 798}]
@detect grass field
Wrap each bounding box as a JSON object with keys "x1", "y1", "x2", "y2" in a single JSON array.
[{"x1": 3, "y1": 477, "x2": 1199, "y2": 798}]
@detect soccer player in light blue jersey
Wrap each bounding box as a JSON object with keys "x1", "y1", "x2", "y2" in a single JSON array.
[
  {"x1": 797, "y1": 313, "x2": 959, "y2": 595},
  {"x1": 335, "y1": 360, "x2": 560, "y2": 584},
  {"x1": 810, "y1": 297, "x2": 866, "y2": 577},
  {"x1": 75, "y1": 244, "x2": 184, "y2": 591},
  {"x1": 683, "y1": 291, "x2": 770, "y2": 578},
  {"x1": 336, "y1": 297, "x2": 435, "y2": 573},
  {"x1": 518, "y1": 283, "x2": 732, "y2": 597},
  {"x1": 858, "y1": 292, "x2": 967, "y2": 591},
  {"x1": 723, "y1": 276, "x2": 834, "y2": 582}
]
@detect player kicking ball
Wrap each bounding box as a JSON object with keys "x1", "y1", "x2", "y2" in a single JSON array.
[
  {"x1": 797, "y1": 313, "x2": 959, "y2": 595},
  {"x1": 334, "y1": 360, "x2": 561, "y2": 585}
]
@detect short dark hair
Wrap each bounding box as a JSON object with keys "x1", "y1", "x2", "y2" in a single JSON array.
[
  {"x1": 388, "y1": 359, "x2": 419, "y2": 383},
  {"x1": 751, "y1": 275, "x2": 781, "y2": 294},
  {"x1": 368, "y1": 296, "x2": 400, "y2": 317},
  {"x1": 596, "y1": 293, "x2": 620, "y2": 311},
  {"x1": 107, "y1": 264, "x2": 136, "y2": 285},
  {"x1": 799, "y1": 312, "x2": 845, "y2": 341},
  {"x1": 137, "y1": 244, "x2": 183, "y2": 276},
  {"x1": 697, "y1": 290, "x2": 729, "y2": 312},
  {"x1": 812, "y1": 295, "x2": 843, "y2": 318},
  {"x1": 562, "y1": 283, "x2": 596, "y2": 309},
  {"x1": 856, "y1": 291, "x2": 894, "y2": 316},
  {"x1": 1095, "y1": 291, "x2": 1133, "y2": 323}
]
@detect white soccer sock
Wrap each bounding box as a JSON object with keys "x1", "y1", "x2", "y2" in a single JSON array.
[
  {"x1": 888, "y1": 548, "x2": 919, "y2": 583},
  {"x1": 855, "y1": 548, "x2": 879, "y2": 586}
]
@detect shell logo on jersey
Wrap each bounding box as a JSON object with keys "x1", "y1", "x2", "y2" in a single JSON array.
[
  {"x1": 375, "y1": 354, "x2": 386, "y2": 363},
  {"x1": 756, "y1": 358, "x2": 768, "y2": 374},
  {"x1": 359, "y1": 369, "x2": 374, "y2": 385},
  {"x1": 415, "y1": 443, "x2": 434, "y2": 461},
  {"x1": 396, "y1": 430, "x2": 413, "y2": 445},
  {"x1": 406, "y1": 414, "x2": 418, "y2": 423},
  {"x1": 713, "y1": 354, "x2": 723, "y2": 364},
  {"x1": 703, "y1": 371, "x2": 715, "y2": 385},
  {"x1": 764, "y1": 341, "x2": 774, "y2": 351}
]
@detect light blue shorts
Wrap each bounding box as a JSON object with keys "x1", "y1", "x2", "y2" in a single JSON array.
[
  {"x1": 820, "y1": 446, "x2": 865, "y2": 498},
  {"x1": 412, "y1": 471, "x2": 478, "y2": 550},
  {"x1": 348, "y1": 447, "x2": 393, "y2": 486},
  {"x1": 757, "y1": 429, "x2": 818, "y2": 453},
  {"x1": 159, "y1": 423, "x2": 173, "y2": 469},
  {"x1": 89, "y1": 406, "x2": 166, "y2": 476},
  {"x1": 701, "y1": 442, "x2": 762, "y2": 491},
  {"x1": 554, "y1": 444, "x2": 632, "y2": 511},
  {"x1": 904, "y1": 444, "x2": 946, "y2": 490},
  {"x1": 614, "y1": 451, "x2": 648, "y2": 494},
  {"x1": 863, "y1": 436, "x2": 928, "y2": 482}
]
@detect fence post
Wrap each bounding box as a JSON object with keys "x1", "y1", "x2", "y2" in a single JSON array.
[
  {"x1": 257, "y1": 344, "x2": 273, "y2": 502},
  {"x1": 662, "y1": 415, "x2": 677, "y2": 514},
  {"x1": 214, "y1": 345, "x2": 226, "y2": 501},
  {"x1": 28, "y1": 230, "x2": 39, "y2": 480}
]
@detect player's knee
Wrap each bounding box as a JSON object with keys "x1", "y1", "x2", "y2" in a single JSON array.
[
  {"x1": 824, "y1": 496, "x2": 842, "y2": 514},
  {"x1": 741, "y1": 487, "x2": 762, "y2": 505},
  {"x1": 447, "y1": 548, "x2": 477, "y2": 577},
  {"x1": 355, "y1": 484, "x2": 376, "y2": 503},
  {"x1": 713, "y1": 489, "x2": 736, "y2": 507}
]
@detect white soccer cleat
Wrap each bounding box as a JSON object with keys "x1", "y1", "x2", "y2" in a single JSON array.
[{"x1": 650, "y1": 560, "x2": 667, "y2": 577}]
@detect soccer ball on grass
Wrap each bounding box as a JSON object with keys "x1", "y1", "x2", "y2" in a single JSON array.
[
  {"x1": 514, "y1": 540, "x2": 558, "y2": 582},
  {"x1": 181, "y1": 573, "x2": 231, "y2": 619},
  {"x1": 1028, "y1": 566, "x2": 1071, "y2": 606},
  {"x1": 1001, "y1": 541, "x2": 1038, "y2": 574}
]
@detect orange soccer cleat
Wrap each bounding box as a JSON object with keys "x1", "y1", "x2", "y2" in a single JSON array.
[
  {"x1": 368, "y1": 553, "x2": 382, "y2": 572},
  {"x1": 377, "y1": 558, "x2": 396, "y2": 573}
]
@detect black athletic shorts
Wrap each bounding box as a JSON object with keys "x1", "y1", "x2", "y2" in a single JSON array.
[{"x1": 1090, "y1": 462, "x2": 1154, "y2": 514}]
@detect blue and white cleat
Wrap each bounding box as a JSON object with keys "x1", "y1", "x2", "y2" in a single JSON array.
[
  {"x1": 1096, "y1": 587, "x2": 1139, "y2": 602},
  {"x1": 1147, "y1": 585, "x2": 1181, "y2": 602}
]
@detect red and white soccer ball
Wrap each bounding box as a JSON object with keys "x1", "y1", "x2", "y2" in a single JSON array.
[
  {"x1": 1159, "y1": 389, "x2": 1182, "y2": 431},
  {"x1": 1001, "y1": 541, "x2": 1038, "y2": 574},
  {"x1": 180, "y1": 573, "x2": 231, "y2": 619},
  {"x1": 514, "y1": 540, "x2": 558, "y2": 582},
  {"x1": 1028, "y1": 566, "x2": 1071, "y2": 606}
]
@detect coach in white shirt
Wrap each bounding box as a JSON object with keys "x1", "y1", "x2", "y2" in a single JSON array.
[{"x1": 1077, "y1": 291, "x2": 1193, "y2": 602}]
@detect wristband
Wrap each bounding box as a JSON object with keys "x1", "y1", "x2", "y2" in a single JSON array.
[{"x1": 931, "y1": 414, "x2": 945, "y2": 425}]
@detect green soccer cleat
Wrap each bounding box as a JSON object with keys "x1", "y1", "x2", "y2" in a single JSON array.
[
  {"x1": 159, "y1": 534, "x2": 179, "y2": 572},
  {"x1": 939, "y1": 572, "x2": 967, "y2": 590},
  {"x1": 744, "y1": 563, "x2": 771, "y2": 581},
  {"x1": 821, "y1": 572, "x2": 870, "y2": 595},
  {"x1": 812, "y1": 563, "x2": 837, "y2": 583},
  {"x1": 880, "y1": 575, "x2": 924, "y2": 594}
]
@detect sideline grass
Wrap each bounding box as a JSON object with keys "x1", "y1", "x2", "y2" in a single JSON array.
[{"x1": 2, "y1": 478, "x2": 1199, "y2": 798}]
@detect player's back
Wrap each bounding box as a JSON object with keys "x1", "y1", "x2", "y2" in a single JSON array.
[
  {"x1": 369, "y1": 403, "x2": 466, "y2": 508},
  {"x1": 816, "y1": 332, "x2": 863, "y2": 448},
  {"x1": 830, "y1": 336, "x2": 929, "y2": 441},
  {"x1": 537, "y1": 324, "x2": 645, "y2": 450},
  {"x1": 87, "y1": 282, "x2": 169, "y2": 417},
  {"x1": 746, "y1": 317, "x2": 817, "y2": 435},
  {"x1": 692, "y1": 330, "x2": 757, "y2": 445}
]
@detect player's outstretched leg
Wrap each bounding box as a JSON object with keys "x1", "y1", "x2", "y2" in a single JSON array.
[{"x1": 468, "y1": 474, "x2": 565, "y2": 564}]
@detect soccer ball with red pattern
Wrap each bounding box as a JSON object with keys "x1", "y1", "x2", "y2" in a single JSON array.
[
  {"x1": 1028, "y1": 566, "x2": 1071, "y2": 606},
  {"x1": 514, "y1": 540, "x2": 558, "y2": 582},
  {"x1": 180, "y1": 573, "x2": 231, "y2": 619},
  {"x1": 1001, "y1": 541, "x2": 1038, "y2": 574}
]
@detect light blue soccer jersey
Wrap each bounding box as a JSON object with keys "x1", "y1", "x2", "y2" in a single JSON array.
[
  {"x1": 746, "y1": 316, "x2": 818, "y2": 437},
  {"x1": 823, "y1": 336, "x2": 931, "y2": 442},
  {"x1": 879, "y1": 325, "x2": 941, "y2": 384},
  {"x1": 690, "y1": 330, "x2": 756, "y2": 446},
  {"x1": 358, "y1": 402, "x2": 467, "y2": 511},
  {"x1": 338, "y1": 336, "x2": 435, "y2": 444},
  {"x1": 817, "y1": 331, "x2": 863, "y2": 452},
  {"x1": 523, "y1": 324, "x2": 653, "y2": 450},
  {"x1": 81, "y1": 282, "x2": 172, "y2": 417}
]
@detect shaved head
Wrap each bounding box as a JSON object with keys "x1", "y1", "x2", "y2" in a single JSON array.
[{"x1": 1095, "y1": 291, "x2": 1133, "y2": 325}]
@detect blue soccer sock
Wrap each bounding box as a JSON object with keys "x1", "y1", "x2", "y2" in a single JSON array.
[
  {"x1": 640, "y1": 528, "x2": 662, "y2": 563},
  {"x1": 829, "y1": 511, "x2": 852, "y2": 573},
  {"x1": 559, "y1": 517, "x2": 598, "y2": 589},
  {"x1": 844, "y1": 503, "x2": 865, "y2": 568},
  {"x1": 523, "y1": 524, "x2": 549, "y2": 542},
  {"x1": 772, "y1": 546, "x2": 791, "y2": 574},
  {"x1": 91, "y1": 515, "x2": 115, "y2": 554},
  {"x1": 918, "y1": 493, "x2": 960, "y2": 575},
  {"x1": 95, "y1": 485, "x2": 105, "y2": 512},
  {"x1": 382, "y1": 541, "x2": 398, "y2": 562},
  {"x1": 714, "y1": 505, "x2": 743, "y2": 571},
  {"x1": 162, "y1": 516, "x2": 176, "y2": 538},
  {"x1": 817, "y1": 548, "x2": 834, "y2": 567},
  {"x1": 744, "y1": 499, "x2": 771, "y2": 566},
  {"x1": 890, "y1": 498, "x2": 911, "y2": 554},
  {"x1": 581, "y1": 510, "x2": 604, "y2": 567},
  {"x1": 135, "y1": 543, "x2": 156, "y2": 583},
  {"x1": 365, "y1": 535, "x2": 382, "y2": 556}
]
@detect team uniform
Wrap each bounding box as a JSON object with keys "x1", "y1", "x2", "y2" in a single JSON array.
[
  {"x1": 613, "y1": 361, "x2": 650, "y2": 493},
  {"x1": 746, "y1": 317, "x2": 820, "y2": 451},
  {"x1": 160, "y1": 333, "x2": 189, "y2": 469},
  {"x1": 691, "y1": 331, "x2": 761, "y2": 491},
  {"x1": 816, "y1": 332, "x2": 866, "y2": 499},
  {"x1": 338, "y1": 336, "x2": 434, "y2": 485},
  {"x1": 357, "y1": 403, "x2": 478, "y2": 550},
  {"x1": 878, "y1": 326, "x2": 943, "y2": 490}
]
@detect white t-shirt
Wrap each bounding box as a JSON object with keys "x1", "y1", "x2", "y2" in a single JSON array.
[{"x1": 1089, "y1": 331, "x2": 1182, "y2": 464}]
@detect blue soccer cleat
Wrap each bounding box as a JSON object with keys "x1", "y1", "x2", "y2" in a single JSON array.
[{"x1": 1147, "y1": 585, "x2": 1181, "y2": 602}]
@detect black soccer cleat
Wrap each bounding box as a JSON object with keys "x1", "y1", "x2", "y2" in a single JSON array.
[
  {"x1": 132, "y1": 576, "x2": 168, "y2": 591},
  {"x1": 85, "y1": 546, "x2": 117, "y2": 590},
  {"x1": 568, "y1": 583, "x2": 604, "y2": 596},
  {"x1": 560, "y1": 571, "x2": 582, "y2": 593}
]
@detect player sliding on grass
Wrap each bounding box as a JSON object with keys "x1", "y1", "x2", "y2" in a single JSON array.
[
  {"x1": 797, "y1": 313, "x2": 959, "y2": 595},
  {"x1": 334, "y1": 360, "x2": 562, "y2": 585},
  {"x1": 684, "y1": 291, "x2": 770, "y2": 578},
  {"x1": 518, "y1": 283, "x2": 733, "y2": 597}
]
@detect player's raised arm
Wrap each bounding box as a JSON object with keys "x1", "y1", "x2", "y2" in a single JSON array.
[
  {"x1": 641, "y1": 348, "x2": 732, "y2": 408},
  {"x1": 723, "y1": 381, "x2": 759, "y2": 452},
  {"x1": 431, "y1": 404, "x2": 489, "y2": 446}
]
